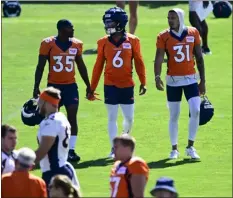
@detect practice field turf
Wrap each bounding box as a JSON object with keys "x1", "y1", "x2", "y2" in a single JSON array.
[{"x1": 2, "y1": 3, "x2": 232, "y2": 197}]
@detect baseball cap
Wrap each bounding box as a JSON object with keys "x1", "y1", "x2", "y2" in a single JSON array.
[
  {"x1": 57, "y1": 19, "x2": 73, "y2": 30},
  {"x1": 16, "y1": 147, "x2": 36, "y2": 167},
  {"x1": 150, "y1": 177, "x2": 178, "y2": 195}
]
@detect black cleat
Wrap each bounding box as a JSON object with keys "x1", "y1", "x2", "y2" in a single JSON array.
[
  {"x1": 202, "y1": 46, "x2": 212, "y2": 55},
  {"x1": 68, "y1": 149, "x2": 81, "y2": 162}
]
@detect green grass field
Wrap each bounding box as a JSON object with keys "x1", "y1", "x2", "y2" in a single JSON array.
[{"x1": 2, "y1": 2, "x2": 232, "y2": 197}]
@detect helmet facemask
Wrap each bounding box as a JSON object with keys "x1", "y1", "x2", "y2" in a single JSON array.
[{"x1": 104, "y1": 19, "x2": 124, "y2": 35}]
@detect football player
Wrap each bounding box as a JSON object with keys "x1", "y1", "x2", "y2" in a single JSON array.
[
  {"x1": 189, "y1": 0, "x2": 213, "y2": 54},
  {"x1": 116, "y1": 1, "x2": 138, "y2": 34},
  {"x1": 110, "y1": 134, "x2": 149, "y2": 198},
  {"x1": 35, "y1": 87, "x2": 80, "y2": 189},
  {"x1": 89, "y1": 7, "x2": 146, "y2": 158},
  {"x1": 154, "y1": 8, "x2": 206, "y2": 159},
  {"x1": 1, "y1": 124, "x2": 18, "y2": 174},
  {"x1": 33, "y1": 19, "x2": 93, "y2": 162}
]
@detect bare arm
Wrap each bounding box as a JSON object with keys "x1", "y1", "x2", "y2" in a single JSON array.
[
  {"x1": 35, "y1": 136, "x2": 55, "y2": 164},
  {"x1": 154, "y1": 48, "x2": 165, "y2": 78},
  {"x1": 194, "y1": 44, "x2": 205, "y2": 82},
  {"x1": 75, "y1": 55, "x2": 91, "y2": 89},
  {"x1": 33, "y1": 55, "x2": 47, "y2": 97},
  {"x1": 130, "y1": 174, "x2": 147, "y2": 198}
]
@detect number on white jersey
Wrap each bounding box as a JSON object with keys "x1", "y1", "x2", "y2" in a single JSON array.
[
  {"x1": 173, "y1": 44, "x2": 190, "y2": 63},
  {"x1": 53, "y1": 56, "x2": 75, "y2": 72},
  {"x1": 110, "y1": 176, "x2": 121, "y2": 197},
  {"x1": 62, "y1": 127, "x2": 69, "y2": 148},
  {"x1": 113, "y1": 51, "x2": 123, "y2": 68}
]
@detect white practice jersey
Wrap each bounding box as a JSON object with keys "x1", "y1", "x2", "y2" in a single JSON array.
[
  {"x1": 1, "y1": 150, "x2": 17, "y2": 174},
  {"x1": 37, "y1": 112, "x2": 71, "y2": 173}
]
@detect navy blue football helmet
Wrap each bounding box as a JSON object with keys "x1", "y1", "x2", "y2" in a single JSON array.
[
  {"x1": 21, "y1": 98, "x2": 44, "y2": 126},
  {"x1": 199, "y1": 95, "x2": 214, "y2": 125},
  {"x1": 3, "y1": 1, "x2": 21, "y2": 18},
  {"x1": 189, "y1": 95, "x2": 214, "y2": 125},
  {"x1": 102, "y1": 7, "x2": 128, "y2": 35}
]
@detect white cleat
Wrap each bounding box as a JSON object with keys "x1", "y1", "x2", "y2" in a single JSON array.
[
  {"x1": 169, "y1": 150, "x2": 179, "y2": 159},
  {"x1": 186, "y1": 146, "x2": 200, "y2": 159},
  {"x1": 108, "y1": 149, "x2": 115, "y2": 159}
]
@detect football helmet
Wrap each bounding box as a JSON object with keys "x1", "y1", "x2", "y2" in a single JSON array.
[
  {"x1": 213, "y1": 1, "x2": 232, "y2": 18},
  {"x1": 3, "y1": 1, "x2": 21, "y2": 18},
  {"x1": 21, "y1": 98, "x2": 44, "y2": 126},
  {"x1": 199, "y1": 95, "x2": 214, "y2": 125},
  {"x1": 102, "y1": 7, "x2": 128, "y2": 35}
]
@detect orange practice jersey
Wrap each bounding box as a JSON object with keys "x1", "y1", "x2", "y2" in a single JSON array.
[
  {"x1": 2, "y1": 171, "x2": 47, "y2": 198},
  {"x1": 39, "y1": 36, "x2": 83, "y2": 84},
  {"x1": 156, "y1": 27, "x2": 201, "y2": 76},
  {"x1": 110, "y1": 157, "x2": 149, "y2": 198},
  {"x1": 91, "y1": 33, "x2": 146, "y2": 91}
]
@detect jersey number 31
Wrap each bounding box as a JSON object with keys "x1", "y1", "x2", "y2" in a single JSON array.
[{"x1": 173, "y1": 45, "x2": 190, "y2": 63}]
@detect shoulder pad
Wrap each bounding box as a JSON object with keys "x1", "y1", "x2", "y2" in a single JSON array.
[
  {"x1": 42, "y1": 36, "x2": 54, "y2": 43},
  {"x1": 127, "y1": 33, "x2": 139, "y2": 40},
  {"x1": 158, "y1": 29, "x2": 169, "y2": 36},
  {"x1": 70, "y1": 37, "x2": 83, "y2": 44}
]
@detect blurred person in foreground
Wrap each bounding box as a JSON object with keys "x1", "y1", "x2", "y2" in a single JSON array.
[
  {"x1": 1, "y1": 147, "x2": 47, "y2": 198},
  {"x1": 110, "y1": 134, "x2": 149, "y2": 197}
]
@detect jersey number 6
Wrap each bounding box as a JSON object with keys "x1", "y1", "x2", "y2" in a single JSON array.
[
  {"x1": 53, "y1": 56, "x2": 75, "y2": 72},
  {"x1": 173, "y1": 44, "x2": 190, "y2": 63},
  {"x1": 113, "y1": 51, "x2": 123, "y2": 68}
]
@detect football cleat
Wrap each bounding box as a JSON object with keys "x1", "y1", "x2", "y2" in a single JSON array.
[
  {"x1": 108, "y1": 148, "x2": 115, "y2": 159},
  {"x1": 186, "y1": 146, "x2": 200, "y2": 159},
  {"x1": 169, "y1": 150, "x2": 179, "y2": 159},
  {"x1": 68, "y1": 150, "x2": 81, "y2": 162}
]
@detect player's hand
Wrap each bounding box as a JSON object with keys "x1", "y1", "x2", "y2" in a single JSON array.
[
  {"x1": 33, "y1": 87, "x2": 40, "y2": 98},
  {"x1": 198, "y1": 80, "x2": 206, "y2": 95},
  {"x1": 86, "y1": 88, "x2": 101, "y2": 101},
  {"x1": 155, "y1": 77, "x2": 164, "y2": 91},
  {"x1": 139, "y1": 84, "x2": 147, "y2": 95},
  {"x1": 203, "y1": 1, "x2": 209, "y2": 8}
]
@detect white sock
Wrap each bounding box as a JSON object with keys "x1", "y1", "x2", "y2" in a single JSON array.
[
  {"x1": 168, "y1": 102, "x2": 181, "y2": 146},
  {"x1": 120, "y1": 104, "x2": 134, "y2": 134},
  {"x1": 69, "y1": 135, "x2": 77, "y2": 150},
  {"x1": 106, "y1": 104, "x2": 118, "y2": 148},
  {"x1": 188, "y1": 96, "x2": 201, "y2": 141}
]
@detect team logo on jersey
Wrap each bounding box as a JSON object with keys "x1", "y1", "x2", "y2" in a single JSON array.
[
  {"x1": 116, "y1": 166, "x2": 127, "y2": 174},
  {"x1": 69, "y1": 48, "x2": 78, "y2": 55},
  {"x1": 186, "y1": 36, "x2": 194, "y2": 43},
  {"x1": 123, "y1": 43, "x2": 131, "y2": 49}
]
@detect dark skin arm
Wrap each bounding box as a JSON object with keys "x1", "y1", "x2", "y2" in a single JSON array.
[
  {"x1": 194, "y1": 44, "x2": 206, "y2": 94},
  {"x1": 75, "y1": 55, "x2": 91, "y2": 97},
  {"x1": 154, "y1": 48, "x2": 165, "y2": 91},
  {"x1": 33, "y1": 55, "x2": 47, "y2": 98}
]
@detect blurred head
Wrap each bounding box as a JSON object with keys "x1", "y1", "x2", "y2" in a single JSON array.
[
  {"x1": 168, "y1": 10, "x2": 180, "y2": 30},
  {"x1": 150, "y1": 177, "x2": 178, "y2": 198},
  {"x1": 57, "y1": 19, "x2": 74, "y2": 38},
  {"x1": 1, "y1": 124, "x2": 17, "y2": 153},
  {"x1": 15, "y1": 147, "x2": 36, "y2": 171},
  {"x1": 38, "y1": 87, "x2": 61, "y2": 116},
  {"x1": 49, "y1": 175, "x2": 81, "y2": 198},
  {"x1": 152, "y1": 190, "x2": 177, "y2": 198},
  {"x1": 113, "y1": 134, "x2": 135, "y2": 161}
]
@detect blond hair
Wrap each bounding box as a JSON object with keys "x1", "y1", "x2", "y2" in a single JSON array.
[
  {"x1": 50, "y1": 175, "x2": 81, "y2": 198},
  {"x1": 113, "y1": 134, "x2": 136, "y2": 151}
]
